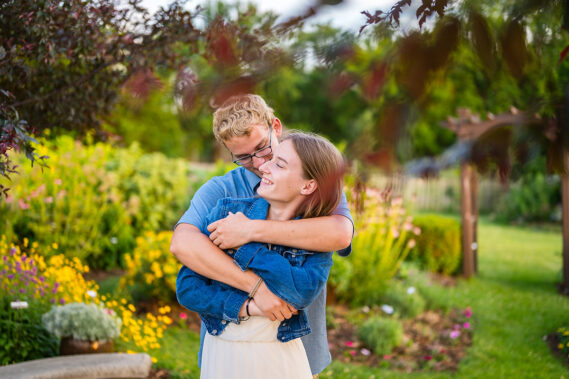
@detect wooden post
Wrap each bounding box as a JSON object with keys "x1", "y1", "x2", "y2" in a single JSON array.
[
  {"x1": 461, "y1": 162, "x2": 475, "y2": 278},
  {"x1": 471, "y1": 168, "x2": 478, "y2": 274},
  {"x1": 562, "y1": 148, "x2": 569, "y2": 293}
]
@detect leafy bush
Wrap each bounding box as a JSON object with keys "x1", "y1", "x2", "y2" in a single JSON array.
[
  {"x1": 408, "y1": 214, "x2": 461, "y2": 275},
  {"x1": 357, "y1": 316, "x2": 403, "y2": 356},
  {"x1": 0, "y1": 237, "x2": 172, "y2": 361},
  {"x1": 554, "y1": 326, "x2": 569, "y2": 356},
  {"x1": 0, "y1": 240, "x2": 60, "y2": 364},
  {"x1": 0, "y1": 135, "x2": 191, "y2": 269},
  {"x1": 329, "y1": 189, "x2": 419, "y2": 306},
  {"x1": 381, "y1": 280, "x2": 426, "y2": 319},
  {"x1": 496, "y1": 157, "x2": 561, "y2": 223},
  {"x1": 42, "y1": 302, "x2": 122, "y2": 341},
  {"x1": 120, "y1": 231, "x2": 181, "y2": 303}
]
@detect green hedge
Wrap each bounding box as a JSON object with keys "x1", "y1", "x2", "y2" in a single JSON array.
[
  {"x1": 0, "y1": 135, "x2": 195, "y2": 269},
  {"x1": 408, "y1": 214, "x2": 461, "y2": 275}
]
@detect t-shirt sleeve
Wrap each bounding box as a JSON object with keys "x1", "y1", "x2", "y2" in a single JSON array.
[
  {"x1": 175, "y1": 177, "x2": 227, "y2": 233},
  {"x1": 332, "y1": 191, "x2": 354, "y2": 257}
]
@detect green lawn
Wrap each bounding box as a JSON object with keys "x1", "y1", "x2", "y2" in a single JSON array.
[{"x1": 151, "y1": 219, "x2": 569, "y2": 378}]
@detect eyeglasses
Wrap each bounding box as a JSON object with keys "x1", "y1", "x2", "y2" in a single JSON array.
[{"x1": 232, "y1": 127, "x2": 273, "y2": 166}]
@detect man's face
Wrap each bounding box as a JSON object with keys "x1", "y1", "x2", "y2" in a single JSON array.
[{"x1": 224, "y1": 122, "x2": 281, "y2": 177}]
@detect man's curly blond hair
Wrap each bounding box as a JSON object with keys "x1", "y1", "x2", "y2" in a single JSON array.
[{"x1": 213, "y1": 94, "x2": 275, "y2": 143}]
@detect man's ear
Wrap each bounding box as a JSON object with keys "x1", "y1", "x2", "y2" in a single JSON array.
[
  {"x1": 272, "y1": 118, "x2": 283, "y2": 139},
  {"x1": 300, "y1": 179, "x2": 317, "y2": 196}
]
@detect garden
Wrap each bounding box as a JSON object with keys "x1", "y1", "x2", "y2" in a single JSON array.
[{"x1": 2, "y1": 0, "x2": 569, "y2": 378}]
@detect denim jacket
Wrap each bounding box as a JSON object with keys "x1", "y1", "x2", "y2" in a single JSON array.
[{"x1": 176, "y1": 197, "x2": 333, "y2": 343}]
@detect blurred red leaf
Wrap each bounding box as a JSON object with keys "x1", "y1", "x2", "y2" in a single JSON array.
[
  {"x1": 559, "y1": 44, "x2": 569, "y2": 64},
  {"x1": 210, "y1": 77, "x2": 257, "y2": 108}
]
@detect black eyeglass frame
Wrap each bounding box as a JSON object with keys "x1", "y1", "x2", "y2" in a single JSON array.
[{"x1": 231, "y1": 126, "x2": 273, "y2": 166}]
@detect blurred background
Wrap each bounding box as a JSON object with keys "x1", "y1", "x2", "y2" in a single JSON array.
[{"x1": 1, "y1": 0, "x2": 569, "y2": 377}]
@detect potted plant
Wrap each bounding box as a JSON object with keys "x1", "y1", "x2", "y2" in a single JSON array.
[{"x1": 42, "y1": 302, "x2": 122, "y2": 355}]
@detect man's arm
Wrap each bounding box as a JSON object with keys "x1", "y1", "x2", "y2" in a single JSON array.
[
  {"x1": 208, "y1": 213, "x2": 353, "y2": 252},
  {"x1": 170, "y1": 224, "x2": 296, "y2": 321}
]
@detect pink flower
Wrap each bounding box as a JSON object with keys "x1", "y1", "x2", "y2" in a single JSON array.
[
  {"x1": 19, "y1": 199, "x2": 29, "y2": 210},
  {"x1": 424, "y1": 355, "x2": 432, "y2": 361},
  {"x1": 408, "y1": 239, "x2": 416, "y2": 248},
  {"x1": 57, "y1": 190, "x2": 66, "y2": 199},
  {"x1": 463, "y1": 322, "x2": 471, "y2": 329},
  {"x1": 54, "y1": 178, "x2": 62, "y2": 185},
  {"x1": 450, "y1": 330, "x2": 460, "y2": 339},
  {"x1": 349, "y1": 350, "x2": 356, "y2": 356},
  {"x1": 463, "y1": 306, "x2": 472, "y2": 318},
  {"x1": 179, "y1": 312, "x2": 188, "y2": 320},
  {"x1": 383, "y1": 354, "x2": 391, "y2": 360},
  {"x1": 45, "y1": 196, "x2": 53, "y2": 204},
  {"x1": 345, "y1": 341, "x2": 354, "y2": 348},
  {"x1": 454, "y1": 324, "x2": 461, "y2": 330},
  {"x1": 361, "y1": 348, "x2": 371, "y2": 356}
]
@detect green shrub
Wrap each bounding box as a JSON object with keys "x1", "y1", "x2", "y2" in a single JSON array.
[
  {"x1": 0, "y1": 135, "x2": 192, "y2": 269},
  {"x1": 409, "y1": 214, "x2": 461, "y2": 275},
  {"x1": 496, "y1": 156, "x2": 561, "y2": 224},
  {"x1": 120, "y1": 231, "x2": 181, "y2": 303},
  {"x1": 358, "y1": 316, "x2": 403, "y2": 356},
  {"x1": 42, "y1": 302, "x2": 122, "y2": 341},
  {"x1": 381, "y1": 280, "x2": 426, "y2": 319},
  {"x1": 329, "y1": 191, "x2": 419, "y2": 306}
]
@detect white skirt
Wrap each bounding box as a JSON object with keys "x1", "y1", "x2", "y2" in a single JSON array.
[{"x1": 200, "y1": 316, "x2": 312, "y2": 379}]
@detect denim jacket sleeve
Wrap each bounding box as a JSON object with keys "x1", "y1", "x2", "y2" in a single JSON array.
[
  {"x1": 176, "y1": 262, "x2": 249, "y2": 323},
  {"x1": 234, "y1": 242, "x2": 333, "y2": 310}
]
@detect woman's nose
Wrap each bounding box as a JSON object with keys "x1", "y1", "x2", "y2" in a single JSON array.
[{"x1": 259, "y1": 160, "x2": 270, "y2": 174}]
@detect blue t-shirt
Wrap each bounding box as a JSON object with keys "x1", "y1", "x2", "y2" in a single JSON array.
[{"x1": 176, "y1": 166, "x2": 354, "y2": 375}]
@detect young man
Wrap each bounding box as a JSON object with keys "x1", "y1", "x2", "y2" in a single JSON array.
[{"x1": 170, "y1": 94, "x2": 354, "y2": 377}]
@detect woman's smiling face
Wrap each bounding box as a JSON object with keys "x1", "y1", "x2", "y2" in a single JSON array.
[{"x1": 257, "y1": 139, "x2": 314, "y2": 208}]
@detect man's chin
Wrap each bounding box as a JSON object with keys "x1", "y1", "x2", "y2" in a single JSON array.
[{"x1": 245, "y1": 167, "x2": 262, "y2": 178}]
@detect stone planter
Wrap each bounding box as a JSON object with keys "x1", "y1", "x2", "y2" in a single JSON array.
[{"x1": 59, "y1": 337, "x2": 114, "y2": 355}]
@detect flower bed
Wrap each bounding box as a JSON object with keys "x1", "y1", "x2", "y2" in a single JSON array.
[{"x1": 327, "y1": 305, "x2": 474, "y2": 372}]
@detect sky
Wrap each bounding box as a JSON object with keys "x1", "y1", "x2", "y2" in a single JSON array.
[{"x1": 140, "y1": 0, "x2": 396, "y2": 33}]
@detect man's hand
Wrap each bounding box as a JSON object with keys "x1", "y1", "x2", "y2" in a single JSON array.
[
  {"x1": 207, "y1": 212, "x2": 252, "y2": 249},
  {"x1": 253, "y1": 282, "x2": 298, "y2": 321}
]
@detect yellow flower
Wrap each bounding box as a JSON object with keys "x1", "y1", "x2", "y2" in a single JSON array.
[
  {"x1": 559, "y1": 343, "x2": 564, "y2": 350},
  {"x1": 52, "y1": 243, "x2": 58, "y2": 249}
]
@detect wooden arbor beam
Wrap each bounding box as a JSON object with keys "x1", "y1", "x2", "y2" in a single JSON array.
[{"x1": 441, "y1": 107, "x2": 541, "y2": 278}]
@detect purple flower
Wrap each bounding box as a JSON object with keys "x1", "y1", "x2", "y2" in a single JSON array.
[
  {"x1": 52, "y1": 282, "x2": 60, "y2": 294},
  {"x1": 39, "y1": 276, "x2": 45, "y2": 282},
  {"x1": 7, "y1": 274, "x2": 14, "y2": 280},
  {"x1": 21, "y1": 255, "x2": 27, "y2": 263},
  {"x1": 463, "y1": 307, "x2": 472, "y2": 318},
  {"x1": 2, "y1": 256, "x2": 7, "y2": 262},
  {"x1": 454, "y1": 324, "x2": 460, "y2": 330},
  {"x1": 450, "y1": 330, "x2": 460, "y2": 339},
  {"x1": 9, "y1": 247, "x2": 16, "y2": 255},
  {"x1": 60, "y1": 298, "x2": 65, "y2": 304}
]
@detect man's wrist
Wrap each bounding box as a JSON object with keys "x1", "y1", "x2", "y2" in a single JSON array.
[{"x1": 248, "y1": 219, "x2": 263, "y2": 243}]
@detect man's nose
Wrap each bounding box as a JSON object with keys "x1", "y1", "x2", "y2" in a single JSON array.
[{"x1": 252, "y1": 155, "x2": 269, "y2": 169}]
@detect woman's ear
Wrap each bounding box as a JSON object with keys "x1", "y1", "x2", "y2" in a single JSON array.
[{"x1": 300, "y1": 179, "x2": 317, "y2": 196}]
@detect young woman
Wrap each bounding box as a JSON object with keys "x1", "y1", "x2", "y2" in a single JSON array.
[{"x1": 176, "y1": 132, "x2": 345, "y2": 378}]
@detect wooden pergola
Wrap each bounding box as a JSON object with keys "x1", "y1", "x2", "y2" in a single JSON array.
[{"x1": 440, "y1": 107, "x2": 550, "y2": 279}]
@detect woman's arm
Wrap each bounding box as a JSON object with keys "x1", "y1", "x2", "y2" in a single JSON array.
[
  {"x1": 176, "y1": 265, "x2": 249, "y2": 323},
  {"x1": 233, "y1": 242, "x2": 333, "y2": 310}
]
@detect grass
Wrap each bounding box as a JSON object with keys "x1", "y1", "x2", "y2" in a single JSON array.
[
  {"x1": 320, "y1": 218, "x2": 568, "y2": 378},
  {"x1": 112, "y1": 218, "x2": 569, "y2": 378}
]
